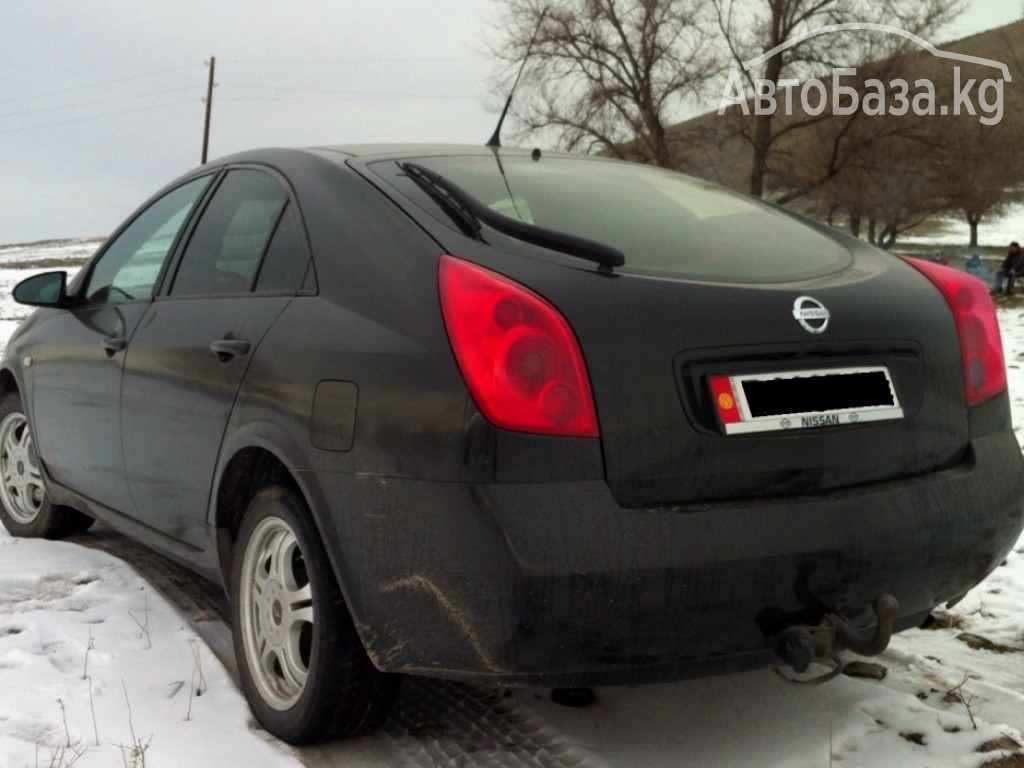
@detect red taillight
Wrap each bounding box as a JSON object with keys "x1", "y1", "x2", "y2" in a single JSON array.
[
  {"x1": 438, "y1": 255, "x2": 599, "y2": 438},
  {"x1": 900, "y1": 257, "x2": 1007, "y2": 405}
]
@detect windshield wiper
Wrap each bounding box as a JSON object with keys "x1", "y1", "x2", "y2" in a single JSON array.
[
  {"x1": 400, "y1": 162, "x2": 482, "y2": 239},
  {"x1": 400, "y1": 162, "x2": 625, "y2": 270}
]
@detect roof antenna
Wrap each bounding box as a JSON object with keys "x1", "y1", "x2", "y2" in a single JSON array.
[{"x1": 486, "y1": 7, "x2": 548, "y2": 148}]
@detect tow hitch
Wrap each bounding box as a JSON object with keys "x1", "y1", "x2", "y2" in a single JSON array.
[{"x1": 773, "y1": 594, "x2": 899, "y2": 684}]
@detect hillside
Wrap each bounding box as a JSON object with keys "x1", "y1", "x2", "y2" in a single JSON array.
[{"x1": 656, "y1": 17, "x2": 1024, "y2": 245}]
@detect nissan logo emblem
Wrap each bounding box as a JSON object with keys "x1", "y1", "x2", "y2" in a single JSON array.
[{"x1": 793, "y1": 296, "x2": 829, "y2": 334}]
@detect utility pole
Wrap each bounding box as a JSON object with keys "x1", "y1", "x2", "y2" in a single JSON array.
[{"x1": 201, "y1": 56, "x2": 216, "y2": 164}]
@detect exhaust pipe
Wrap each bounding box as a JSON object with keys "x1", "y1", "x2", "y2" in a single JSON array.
[{"x1": 773, "y1": 594, "x2": 899, "y2": 683}]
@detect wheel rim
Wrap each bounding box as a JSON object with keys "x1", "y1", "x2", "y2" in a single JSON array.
[
  {"x1": 239, "y1": 515, "x2": 315, "y2": 711},
  {"x1": 0, "y1": 412, "x2": 46, "y2": 525}
]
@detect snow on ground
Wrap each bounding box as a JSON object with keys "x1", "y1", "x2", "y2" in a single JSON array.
[
  {"x1": 1, "y1": 241, "x2": 1024, "y2": 767},
  {"x1": 0, "y1": 534, "x2": 298, "y2": 768},
  {"x1": 902, "y1": 203, "x2": 1024, "y2": 251},
  {"x1": 0, "y1": 239, "x2": 101, "y2": 344}
]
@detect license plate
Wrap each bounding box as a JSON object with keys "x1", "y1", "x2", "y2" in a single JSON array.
[{"x1": 709, "y1": 366, "x2": 903, "y2": 435}]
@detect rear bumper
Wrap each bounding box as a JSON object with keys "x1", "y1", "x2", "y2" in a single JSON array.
[{"x1": 312, "y1": 430, "x2": 1024, "y2": 686}]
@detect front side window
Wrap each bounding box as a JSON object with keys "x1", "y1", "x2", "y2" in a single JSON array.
[
  {"x1": 83, "y1": 176, "x2": 211, "y2": 304},
  {"x1": 171, "y1": 169, "x2": 290, "y2": 297}
]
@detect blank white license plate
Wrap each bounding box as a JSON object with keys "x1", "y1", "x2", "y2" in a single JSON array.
[{"x1": 709, "y1": 366, "x2": 903, "y2": 435}]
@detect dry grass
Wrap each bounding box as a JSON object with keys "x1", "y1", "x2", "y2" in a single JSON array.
[
  {"x1": 957, "y1": 633, "x2": 1022, "y2": 654},
  {"x1": 992, "y1": 293, "x2": 1024, "y2": 309},
  {"x1": 981, "y1": 755, "x2": 1024, "y2": 768},
  {"x1": 0, "y1": 257, "x2": 90, "y2": 269},
  {"x1": 979, "y1": 738, "x2": 1022, "y2": 753},
  {"x1": 924, "y1": 611, "x2": 969, "y2": 631}
]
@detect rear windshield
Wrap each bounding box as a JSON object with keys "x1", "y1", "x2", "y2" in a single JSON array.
[{"x1": 387, "y1": 155, "x2": 850, "y2": 283}]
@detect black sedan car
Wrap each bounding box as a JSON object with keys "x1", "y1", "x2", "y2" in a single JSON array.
[{"x1": 1, "y1": 145, "x2": 1021, "y2": 743}]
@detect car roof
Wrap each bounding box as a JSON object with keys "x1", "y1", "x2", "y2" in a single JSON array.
[
  {"x1": 198, "y1": 144, "x2": 578, "y2": 179},
  {"x1": 309, "y1": 144, "x2": 555, "y2": 161}
]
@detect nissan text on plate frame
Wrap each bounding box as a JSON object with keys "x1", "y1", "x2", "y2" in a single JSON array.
[{"x1": 0, "y1": 145, "x2": 1021, "y2": 744}]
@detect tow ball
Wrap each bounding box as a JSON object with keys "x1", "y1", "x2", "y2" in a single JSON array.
[{"x1": 773, "y1": 594, "x2": 899, "y2": 684}]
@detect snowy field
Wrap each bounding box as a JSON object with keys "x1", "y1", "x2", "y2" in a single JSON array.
[
  {"x1": 1, "y1": 240, "x2": 1024, "y2": 768},
  {"x1": 902, "y1": 203, "x2": 1024, "y2": 253}
]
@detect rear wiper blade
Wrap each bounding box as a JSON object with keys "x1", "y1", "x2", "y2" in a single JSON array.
[
  {"x1": 400, "y1": 162, "x2": 625, "y2": 270},
  {"x1": 401, "y1": 162, "x2": 482, "y2": 240}
]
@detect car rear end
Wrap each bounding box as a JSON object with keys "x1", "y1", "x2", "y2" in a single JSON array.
[{"x1": 328, "y1": 148, "x2": 1024, "y2": 684}]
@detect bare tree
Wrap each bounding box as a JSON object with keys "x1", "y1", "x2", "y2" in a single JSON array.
[
  {"x1": 712, "y1": 0, "x2": 962, "y2": 199},
  {"x1": 933, "y1": 116, "x2": 1024, "y2": 249},
  {"x1": 487, "y1": 0, "x2": 720, "y2": 167},
  {"x1": 945, "y1": 25, "x2": 1024, "y2": 247},
  {"x1": 860, "y1": 141, "x2": 950, "y2": 250},
  {"x1": 796, "y1": 45, "x2": 1024, "y2": 249},
  {"x1": 795, "y1": 123, "x2": 949, "y2": 249}
]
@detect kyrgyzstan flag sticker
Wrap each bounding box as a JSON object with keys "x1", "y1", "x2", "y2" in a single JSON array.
[{"x1": 710, "y1": 375, "x2": 741, "y2": 425}]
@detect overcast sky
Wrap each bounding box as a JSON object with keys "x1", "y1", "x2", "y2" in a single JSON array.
[{"x1": 1, "y1": 0, "x2": 1019, "y2": 244}]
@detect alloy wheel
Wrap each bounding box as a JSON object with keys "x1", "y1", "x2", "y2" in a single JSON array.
[
  {"x1": 238, "y1": 515, "x2": 315, "y2": 711},
  {"x1": 0, "y1": 412, "x2": 45, "y2": 525}
]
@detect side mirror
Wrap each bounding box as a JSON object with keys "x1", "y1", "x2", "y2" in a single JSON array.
[{"x1": 13, "y1": 271, "x2": 69, "y2": 307}]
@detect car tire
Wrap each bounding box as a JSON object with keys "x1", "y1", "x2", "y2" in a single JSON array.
[
  {"x1": 231, "y1": 484, "x2": 398, "y2": 743},
  {"x1": 0, "y1": 391, "x2": 94, "y2": 539}
]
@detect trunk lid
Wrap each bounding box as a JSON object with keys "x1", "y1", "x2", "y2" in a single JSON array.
[{"x1": 541, "y1": 245, "x2": 968, "y2": 506}]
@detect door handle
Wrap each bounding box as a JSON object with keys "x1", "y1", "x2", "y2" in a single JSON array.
[
  {"x1": 101, "y1": 336, "x2": 127, "y2": 356},
  {"x1": 209, "y1": 338, "x2": 251, "y2": 362}
]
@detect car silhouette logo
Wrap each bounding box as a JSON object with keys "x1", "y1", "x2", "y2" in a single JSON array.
[{"x1": 742, "y1": 23, "x2": 1011, "y2": 82}]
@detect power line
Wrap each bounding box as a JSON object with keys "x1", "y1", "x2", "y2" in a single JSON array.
[
  {"x1": 0, "y1": 99, "x2": 200, "y2": 134},
  {"x1": 219, "y1": 95, "x2": 479, "y2": 102},
  {"x1": 218, "y1": 56, "x2": 476, "y2": 64},
  {"x1": 217, "y1": 82, "x2": 478, "y2": 100},
  {"x1": 0, "y1": 86, "x2": 199, "y2": 119},
  {"x1": 1, "y1": 57, "x2": 487, "y2": 137},
  {"x1": 1, "y1": 64, "x2": 196, "y2": 106}
]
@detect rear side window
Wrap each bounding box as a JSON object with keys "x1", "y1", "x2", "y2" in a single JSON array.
[
  {"x1": 384, "y1": 155, "x2": 850, "y2": 283},
  {"x1": 254, "y1": 203, "x2": 309, "y2": 293},
  {"x1": 171, "y1": 169, "x2": 289, "y2": 296}
]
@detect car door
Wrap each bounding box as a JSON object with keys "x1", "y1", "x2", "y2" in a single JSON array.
[
  {"x1": 30, "y1": 176, "x2": 212, "y2": 513},
  {"x1": 119, "y1": 167, "x2": 310, "y2": 548}
]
